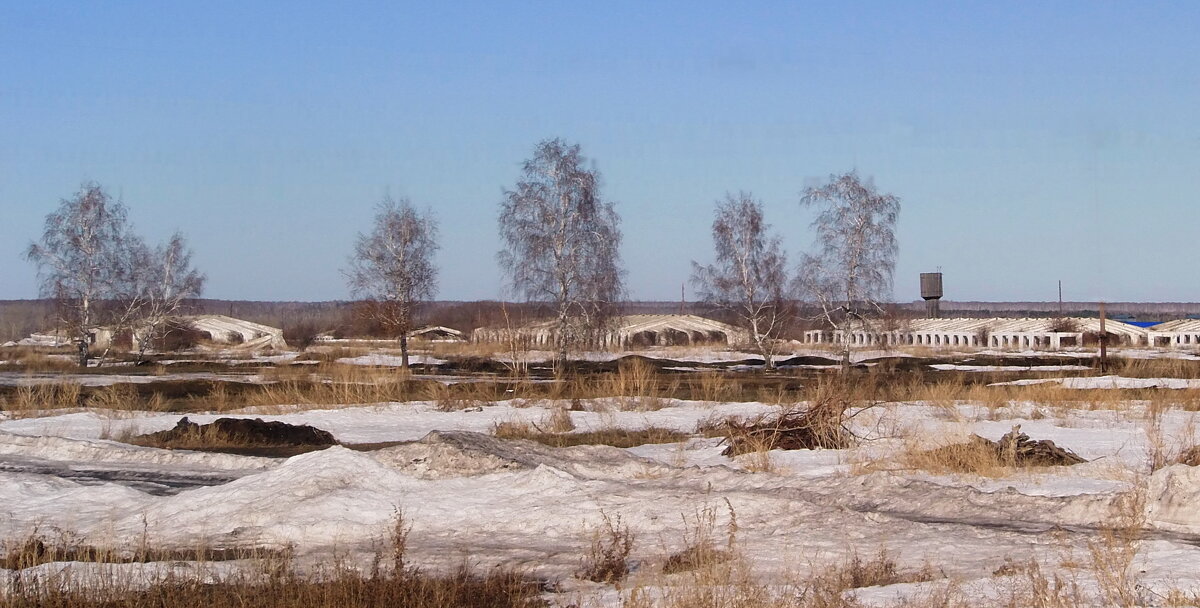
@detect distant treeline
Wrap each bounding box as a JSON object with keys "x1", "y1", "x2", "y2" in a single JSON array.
[{"x1": 4, "y1": 298, "x2": 1195, "y2": 343}]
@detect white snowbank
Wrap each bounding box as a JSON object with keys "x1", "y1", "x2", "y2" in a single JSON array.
[{"x1": 336, "y1": 354, "x2": 448, "y2": 367}]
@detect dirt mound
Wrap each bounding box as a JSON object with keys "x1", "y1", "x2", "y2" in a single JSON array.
[
  {"x1": 773, "y1": 355, "x2": 841, "y2": 367},
  {"x1": 136, "y1": 417, "x2": 337, "y2": 449}
]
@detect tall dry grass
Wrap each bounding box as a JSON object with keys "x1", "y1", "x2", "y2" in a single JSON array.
[
  {"x1": 0, "y1": 516, "x2": 546, "y2": 608},
  {"x1": 1, "y1": 381, "x2": 83, "y2": 417}
]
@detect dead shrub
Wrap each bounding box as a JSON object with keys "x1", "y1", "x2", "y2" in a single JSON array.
[
  {"x1": 545, "y1": 406, "x2": 575, "y2": 433},
  {"x1": 810, "y1": 548, "x2": 936, "y2": 592},
  {"x1": 1177, "y1": 446, "x2": 1200, "y2": 466},
  {"x1": 717, "y1": 399, "x2": 857, "y2": 457},
  {"x1": 906, "y1": 426, "x2": 1086, "y2": 475},
  {"x1": 662, "y1": 501, "x2": 737, "y2": 575},
  {"x1": 578, "y1": 511, "x2": 635, "y2": 583}
]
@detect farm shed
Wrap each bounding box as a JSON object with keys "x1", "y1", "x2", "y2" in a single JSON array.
[
  {"x1": 1147, "y1": 319, "x2": 1200, "y2": 348},
  {"x1": 802, "y1": 317, "x2": 1148, "y2": 350},
  {"x1": 408, "y1": 325, "x2": 466, "y2": 342},
  {"x1": 180, "y1": 315, "x2": 288, "y2": 350},
  {"x1": 472, "y1": 314, "x2": 749, "y2": 349}
]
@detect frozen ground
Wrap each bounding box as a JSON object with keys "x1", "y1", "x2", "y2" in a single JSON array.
[{"x1": 4, "y1": 391, "x2": 1200, "y2": 605}]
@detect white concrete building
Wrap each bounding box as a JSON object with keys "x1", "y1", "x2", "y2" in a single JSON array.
[
  {"x1": 473, "y1": 314, "x2": 749, "y2": 349},
  {"x1": 802, "y1": 317, "x2": 1149, "y2": 350},
  {"x1": 1147, "y1": 319, "x2": 1200, "y2": 349},
  {"x1": 409, "y1": 326, "x2": 466, "y2": 343}
]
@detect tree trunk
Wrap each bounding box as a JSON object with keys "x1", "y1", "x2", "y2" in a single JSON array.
[
  {"x1": 555, "y1": 306, "x2": 569, "y2": 378},
  {"x1": 400, "y1": 333, "x2": 410, "y2": 370}
]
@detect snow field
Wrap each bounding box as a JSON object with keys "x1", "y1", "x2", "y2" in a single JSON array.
[{"x1": 3, "y1": 394, "x2": 1200, "y2": 603}]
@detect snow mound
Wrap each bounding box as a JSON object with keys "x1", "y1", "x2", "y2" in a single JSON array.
[
  {"x1": 369, "y1": 430, "x2": 674, "y2": 480},
  {"x1": 1146, "y1": 464, "x2": 1200, "y2": 534},
  {"x1": 0, "y1": 473, "x2": 153, "y2": 539},
  {"x1": 0, "y1": 431, "x2": 274, "y2": 471},
  {"x1": 128, "y1": 447, "x2": 417, "y2": 548}
]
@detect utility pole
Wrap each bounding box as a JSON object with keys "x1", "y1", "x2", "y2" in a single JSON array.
[
  {"x1": 1058, "y1": 281, "x2": 1063, "y2": 317},
  {"x1": 680, "y1": 283, "x2": 685, "y2": 316},
  {"x1": 1098, "y1": 301, "x2": 1108, "y2": 373}
]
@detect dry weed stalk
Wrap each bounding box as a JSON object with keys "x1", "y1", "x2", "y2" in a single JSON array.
[
  {"x1": 661, "y1": 500, "x2": 737, "y2": 575},
  {"x1": 3, "y1": 381, "x2": 83, "y2": 417},
  {"x1": 578, "y1": 511, "x2": 635, "y2": 583}
]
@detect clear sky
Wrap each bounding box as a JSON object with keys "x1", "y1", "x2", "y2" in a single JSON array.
[{"x1": 2, "y1": 2, "x2": 1198, "y2": 303}]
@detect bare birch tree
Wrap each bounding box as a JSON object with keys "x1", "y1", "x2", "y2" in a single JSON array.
[
  {"x1": 691, "y1": 192, "x2": 791, "y2": 369},
  {"x1": 498, "y1": 138, "x2": 624, "y2": 372},
  {"x1": 345, "y1": 197, "x2": 439, "y2": 369},
  {"x1": 797, "y1": 171, "x2": 900, "y2": 372},
  {"x1": 25, "y1": 183, "x2": 141, "y2": 367},
  {"x1": 131, "y1": 233, "x2": 207, "y2": 358}
]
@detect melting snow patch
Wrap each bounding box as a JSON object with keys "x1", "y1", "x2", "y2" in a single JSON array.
[{"x1": 337, "y1": 354, "x2": 448, "y2": 366}]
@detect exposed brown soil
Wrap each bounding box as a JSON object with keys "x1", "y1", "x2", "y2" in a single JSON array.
[{"x1": 133, "y1": 416, "x2": 337, "y2": 451}]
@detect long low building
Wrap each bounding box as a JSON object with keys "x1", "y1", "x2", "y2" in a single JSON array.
[
  {"x1": 177, "y1": 314, "x2": 288, "y2": 350},
  {"x1": 473, "y1": 314, "x2": 749, "y2": 349},
  {"x1": 802, "y1": 317, "x2": 1150, "y2": 350},
  {"x1": 1146, "y1": 319, "x2": 1200, "y2": 348}
]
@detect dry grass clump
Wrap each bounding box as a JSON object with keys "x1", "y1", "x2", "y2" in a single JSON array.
[
  {"x1": 692, "y1": 371, "x2": 742, "y2": 403},
  {"x1": 4, "y1": 348, "x2": 79, "y2": 371},
  {"x1": 807, "y1": 549, "x2": 937, "y2": 594},
  {"x1": 545, "y1": 405, "x2": 576, "y2": 432},
  {"x1": 492, "y1": 419, "x2": 688, "y2": 448},
  {"x1": 1, "y1": 381, "x2": 83, "y2": 415},
  {"x1": 661, "y1": 502, "x2": 737, "y2": 575},
  {"x1": 239, "y1": 371, "x2": 418, "y2": 409},
  {"x1": 84, "y1": 383, "x2": 142, "y2": 410},
  {"x1": 1176, "y1": 445, "x2": 1200, "y2": 466},
  {"x1": 578, "y1": 511, "x2": 635, "y2": 583},
  {"x1": 571, "y1": 358, "x2": 679, "y2": 411},
  {"x1": 629, "y1": 546, "x2": 947, "y2": 608},
  {"x1": 1116, "y1": 356, "x2": 1200, "y2": 379},
  {"x1": 902, "y1": 426, "x2": 1086, "y2": 476}
]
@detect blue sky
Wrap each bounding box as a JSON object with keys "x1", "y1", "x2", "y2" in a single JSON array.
[{"x1": 2, "y1": 2, "x2": 1198, "y2": 302}]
